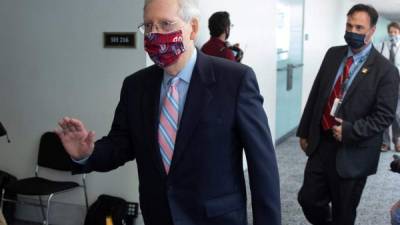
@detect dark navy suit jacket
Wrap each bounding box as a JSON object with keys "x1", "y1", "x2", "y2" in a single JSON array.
[
  {"x1": 297, "y1": 46, "x2": 399, "y2": 178},
  {"x1": 73, "y1": 51, "x2": 281, "y2": 225}
]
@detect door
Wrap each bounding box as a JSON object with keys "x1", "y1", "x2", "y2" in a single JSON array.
[{"x1": 275, "y1": 0, "x2": 304, "y2": 143}]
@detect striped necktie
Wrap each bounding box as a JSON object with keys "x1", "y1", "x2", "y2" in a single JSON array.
[
  {"x1": 390, "y1": 41, "x2": 396, "y2": 64},
  {"x1": 158, "y1": 77, "x2": 180, "y2": 174},
  {"x1": 321, "y1": 56, "x2": 353, "y2": 130}
]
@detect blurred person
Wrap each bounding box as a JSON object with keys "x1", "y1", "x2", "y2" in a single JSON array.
[
  {"x1": 390, "y1": 154, "x2": 400, "y2": 225},
  {"x1": 201, "y1": 11, "x2": 243, "y2": 62},
  {"x1": 297, "y1": 4, "x2": 399, "y2": 225},
  {"x1": 0, "y1": 211, "x2": 6, "y2": 225},
  {"x1": 392, "y1": 200, "x2": 400, "y2": 225},
  {"x1": 376, "y1": 21, "x2": 400, "y2": 152},
  {"x1": 55, "y1": 0, "x2": 281, "y2": 225}
]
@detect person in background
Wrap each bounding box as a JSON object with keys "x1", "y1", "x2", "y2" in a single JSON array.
[
  {"x1": 392, "y1": 200, "x2": 400, "y2": 225},
  {"x1": 297, "y1": 4, "x2": 399, "y2": 225},
  {"x1": 0, "y1": 211, "x2": 7, "y2": 225},
  {"x1": 390, "y1": 155, "x2": 400, "y2": 225},
  {"x1": 376, "y1": 21, "x2": 400, "y2": 152},
  {"x1": 55, "y1": 0, "x2": 281, "y2": 225},
  {"x1": 201, "y1": 11, "x2": 243, "y2": 62}
]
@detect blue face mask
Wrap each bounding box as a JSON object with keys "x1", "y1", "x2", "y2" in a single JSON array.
[
  {"x1": 390, "y1": 35, "x2": 400, "y2": 43},
  {"x1": 344, "y1": 31, "x2": 366, "y2": 49}
]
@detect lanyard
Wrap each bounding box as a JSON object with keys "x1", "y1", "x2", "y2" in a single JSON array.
[{"x1": 338, "y1": 53, "x2": 368, "y2": 99}]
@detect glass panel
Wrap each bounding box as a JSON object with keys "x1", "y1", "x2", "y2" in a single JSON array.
[{"x1": 275, "y1": 0, "x2": 304, "y2": 141}]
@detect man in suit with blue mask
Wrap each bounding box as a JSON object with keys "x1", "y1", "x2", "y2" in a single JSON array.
[{"x1": 297, "y1": 4, "x2": 399, "y2": 225}]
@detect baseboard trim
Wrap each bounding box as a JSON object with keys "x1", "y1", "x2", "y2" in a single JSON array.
[{"x1": 276, "y1": 127, "x2": 297, "y2": 146}]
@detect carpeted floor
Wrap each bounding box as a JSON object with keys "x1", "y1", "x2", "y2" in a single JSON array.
[{"x1": 266, "y1": 135, "x2": 400, "y2": 225}]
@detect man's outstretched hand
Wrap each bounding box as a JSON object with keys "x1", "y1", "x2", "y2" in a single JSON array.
[{"x1": 55, "y1": 117, "x2": 95, "y2": 160}]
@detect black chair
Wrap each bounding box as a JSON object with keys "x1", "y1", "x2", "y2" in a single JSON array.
[{"x1": 0, "y1": 132, "x2": 89, "y2": 225}]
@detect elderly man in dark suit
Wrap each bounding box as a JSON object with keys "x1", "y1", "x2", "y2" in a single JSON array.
[
  {"x1": 55, "y1": 0, "x2": 281, "y2": 225},
  {"x1": 297, "y1": 4, "x2": 399, "y2": 225}
]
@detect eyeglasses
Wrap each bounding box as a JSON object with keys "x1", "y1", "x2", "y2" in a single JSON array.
[{"x1": 138, "y1": 20, "x2": 179, "y2": 34}]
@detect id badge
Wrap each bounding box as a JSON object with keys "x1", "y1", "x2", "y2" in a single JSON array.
[{"x1": 330, "y1": 98, "x2": 342, "y2": 118}]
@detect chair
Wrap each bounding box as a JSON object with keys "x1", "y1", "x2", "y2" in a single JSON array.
[{"x1": 0, "y1": 132, "x2": 88, "y2": 225}]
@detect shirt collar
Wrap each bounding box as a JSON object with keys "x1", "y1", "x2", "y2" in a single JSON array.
[
  {"x1": 163, "y1": 48, "x2": 197, "y2": 85},
  {"x1": 347, "y1": 42, "x2": 372, "y2": 63},
  {"x1": 210, "y1": 37, "x2": 226, "y2": 45}
]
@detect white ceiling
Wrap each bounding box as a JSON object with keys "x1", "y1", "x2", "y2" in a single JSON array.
[{"x1": 351, "y1": 0, "x2": 400, "y2": 22}]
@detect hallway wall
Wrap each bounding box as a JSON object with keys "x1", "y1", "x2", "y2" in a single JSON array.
[
  {"x1": 196, "y1": 0, "x2": 278, "y2": 140},
  {"x1": 0, "y1": 0, "x2": 146, "y2": 208},
  {"x1": 301, "y1": 0, "x2": 351, "y2": 109},
  {"x1": 373, "y1": 16, "x2": 391, "y2": 45},
  {"x1": 302, "y1": 1, "x2": 392, "y2": 110}
]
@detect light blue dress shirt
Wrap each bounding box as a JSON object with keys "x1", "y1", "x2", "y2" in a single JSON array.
[
  {"x1": 74, "y1": 49, "x2": 197, "y2": 164},
  {"x1": 160, "y1": 48, "x2": 197, "y2": 126},
  {"x1": 332, "y1": 43, "x2": 372, "y2": 97}
]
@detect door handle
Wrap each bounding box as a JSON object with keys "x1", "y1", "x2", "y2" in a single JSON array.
[
  {"x1": 277, "y1": 66, "x2": 287, "y2": 72},
  {"x1": 287, "y1": 64, "x2": 293, "y2": 91},
  {"x1": 291, "y1": 63, "x2": 304, "y2": 68},
  {"x1": 277, "y1": 63, "x2": 303, "y2": 91},
  {"x1": 276, "y1": 63, "x2": 303, "y2": 71}
]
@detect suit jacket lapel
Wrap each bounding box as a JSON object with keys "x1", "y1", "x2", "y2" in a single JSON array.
[
  {"x1": 169, "y1": 52, "x2": 215, "y2": 174},
  {"x1": 141, "y1": 66, "x2": 166, "y2": 178},
  {"x1": 342, "y1": 47, "x2": 377, "y2": 104},
  {"x1": 321, "y1": 46, "x2": 348, "y2": 105}
]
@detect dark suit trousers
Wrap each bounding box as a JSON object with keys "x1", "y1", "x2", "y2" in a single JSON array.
[{"x1": 298, "y1": 131, "x2": 367, "y2": 225}]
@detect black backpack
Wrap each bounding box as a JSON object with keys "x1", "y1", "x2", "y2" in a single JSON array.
[
  {"x1": 84, "y1": 194, "x2": 128, "y2": 225},
  {"x1": 0, "y1": 170, "x2": 17, "y2": 224}
]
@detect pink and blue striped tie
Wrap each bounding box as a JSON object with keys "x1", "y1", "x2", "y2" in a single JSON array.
[{"x1": 158, "y1": 78, "x2": 180, "y2": 174}]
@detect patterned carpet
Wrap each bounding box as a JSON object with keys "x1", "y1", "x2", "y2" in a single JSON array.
[{"x1": 265, "y1": 135, "x2": 400, "y2": 225}]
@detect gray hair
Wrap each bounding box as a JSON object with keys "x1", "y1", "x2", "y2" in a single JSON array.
[{"x1": 144, "y1": 0, "x2": 200, "y2": 22}]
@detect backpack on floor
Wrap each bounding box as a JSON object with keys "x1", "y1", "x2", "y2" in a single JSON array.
[{"x1": 84, "y1": 194, "x2": 127, "y2": 225}]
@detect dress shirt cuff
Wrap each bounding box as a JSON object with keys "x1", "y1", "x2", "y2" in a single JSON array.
[{"x1": 71, "y1": 156, "x2": 90, "y2": 165}]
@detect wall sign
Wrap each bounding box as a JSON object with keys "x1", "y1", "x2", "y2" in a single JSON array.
[{"x1": 104, "y1": 32, "x2": 136, "y2": 48}]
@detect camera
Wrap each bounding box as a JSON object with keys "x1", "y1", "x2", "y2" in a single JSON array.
[
  {"x1": 391, "y1": 154, "x2": 400, "y2": 173},
  {"x1": 228, "y1": 45, "x2": 243, "y2": 62}
]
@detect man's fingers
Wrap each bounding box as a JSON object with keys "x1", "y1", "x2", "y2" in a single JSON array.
[
  {"x1": 335, "y1": 117, "x2": 343, "y2": 123},
  {"x1": 299, "y1": 138, "x2": 308, "y2": 152},
  {"x1": 58, "y1": 117, "x2": 87, "y2": 134},
  {"x1": 54, "y1": 128, "x2": 65, "y2": 138},
  {"x1": 332, "y1": 128, "x2": 338, "y2": 135},
  {"x1": 58, "y1": 119, "x2": 68, "y2": 130},
  {"x1": 70, "y1": 118, "x2": 85, "y2": 132},
  {"x1": 86, "y1": 131, "x2": 96, "y2": 148}
]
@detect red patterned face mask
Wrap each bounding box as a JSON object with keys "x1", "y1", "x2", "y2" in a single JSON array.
[{"x1": 144, "y1": 30, "x2": 185, "y2": 68}]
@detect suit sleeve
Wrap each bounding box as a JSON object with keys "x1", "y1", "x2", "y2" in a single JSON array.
[
  {"x1": 342, "y1": 66, "x2": 400, "y2": 143},
  {"x1": 236, "y1": 68, "x2": 281, "y2": 225},
  {"x1": 296, "y1": 48, "x2": 331, "y2": 138},
  {"x1": 72, "y1": 78, "x2": 135, "y2": 174}
]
